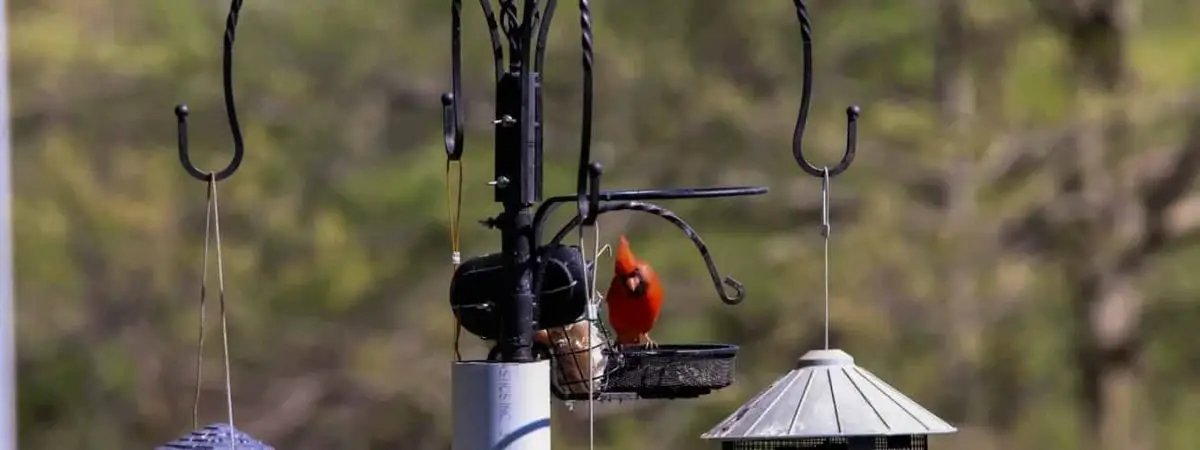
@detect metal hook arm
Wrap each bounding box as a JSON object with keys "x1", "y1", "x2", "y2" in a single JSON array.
[
  {"x1": 442, "y1": 0, "x2": 507, "y2": 162},
  {"x1": 791, "y1": 0, "x2": 859, "y2": 179},
  {"x1": 547, "y1": 201, "x2": 747, "y2": 305},
  {"x1": 176, "y1": 0, "x2": 246, "y2": 183},
  {"x1": 575, "y1": 0, "x2": 595, "y2": 224},
  {"x1": 480, "y1": 0, "x2": 505, "y2": 80},
  {"x1": 534, "y1": 0, "x2": 558, "y2": 175},
  {"x1": 443, "y1": 0, "x2": 466, "y2": 161},
  {"x1": 580, "y1": 162, "x2": 602, "y2": 226}
]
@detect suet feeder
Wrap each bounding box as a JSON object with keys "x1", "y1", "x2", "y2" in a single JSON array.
[
  {"x1": 156, "y1": 423, "x2": 274, "y2": 450},
  {"x1": 701, "y1": 350, "x2": 955, "y2": 449}
]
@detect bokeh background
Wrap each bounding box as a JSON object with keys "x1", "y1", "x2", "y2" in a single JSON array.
[{"x1": 10, "y1": 0, "x2": 1200, "y2": 449}]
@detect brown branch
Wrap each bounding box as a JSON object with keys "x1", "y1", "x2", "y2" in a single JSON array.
[{"x1": 1115, "y1": 117, "x2": 1200, "y2": 272}]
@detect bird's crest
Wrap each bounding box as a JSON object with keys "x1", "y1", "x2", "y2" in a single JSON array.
[{"x1": 614, "y1": 235, "x2": 638, "y2": 275}]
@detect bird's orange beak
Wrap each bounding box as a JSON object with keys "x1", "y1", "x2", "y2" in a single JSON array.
[{"x1": 625, "y1": 275, "x2": 640, "y2": 292}]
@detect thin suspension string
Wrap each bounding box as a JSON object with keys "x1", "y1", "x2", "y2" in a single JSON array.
[
  {"x1": 191, "y1": 178, "x2": 215, "y2": 429},
  {"x1": 208, "y1": 177, "x2": 237, "y2": 435},
  {"x1": 820, "y1": 168, "x2": 831, "y2": 350},
  {"x1": 576, "y1": 221, "x2": 605, "y2": 450},
  {"x1": 446, "y1": 160, "x2": 465, "y2": 361}
]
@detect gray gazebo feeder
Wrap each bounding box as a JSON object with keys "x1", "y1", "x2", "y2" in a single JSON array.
[
  {"x1": 701, "y1": 350, "x2": 956, "y2": 449},
  {"x1": 155, "y1": 423, "x2": 274, "y2": 450},
  {"x1": 704, "y1": 3, "x2": 957, "y2": 447}
]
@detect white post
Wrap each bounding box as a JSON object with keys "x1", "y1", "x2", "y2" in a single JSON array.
[
  {"x1": 452, "y1": 360, "x2": 551, "y2": 450},
  {"x1": 0, "y1": 1, "x2": 16, "y2": 449}
]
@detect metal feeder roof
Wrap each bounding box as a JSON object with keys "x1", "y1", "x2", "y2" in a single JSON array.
[
  {"x1": 702, "y1": 349, "x2": 956, "y2": 440},
  {"x1": 156, "y1": 423, "x2": 274, "y2": 450}
]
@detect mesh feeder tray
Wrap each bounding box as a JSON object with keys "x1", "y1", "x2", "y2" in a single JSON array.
[{"x1": 558, "y1": 344, "x2": 738, "y2": 401}]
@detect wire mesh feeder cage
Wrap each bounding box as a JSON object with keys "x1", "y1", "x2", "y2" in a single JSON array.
[
  {"x1": 537, "y1": 314, "x2": 610, "y2": 398},
  {"x1": 156, "y1": 423, "x2": 274, "y2": 450}
]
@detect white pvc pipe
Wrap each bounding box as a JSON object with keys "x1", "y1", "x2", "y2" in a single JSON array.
[
  {"x1": 0, "y1": 1, "x2": 16, "y2": 448},
  {"x1": 452, "y1": 360, "x2": 551, "y2": 450}
]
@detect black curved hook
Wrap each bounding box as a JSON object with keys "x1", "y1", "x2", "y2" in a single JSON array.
[
  {"x1": 442, "y1": 0, "x2": 466, "y2": 161},
  {"x1": 442, "y1": 0, "x2": 506, "y2": 162},
  {"x1": 792, "y1": 0, "x2": 859, "y2": 179},
  {"x1": 575, "y1": 0, "x2": 596, "y2": 225},
  {"x1": 176, "y1": 0, "x2": 246, "y2": 183},
  {"x1": 549, "y1": 201, "x2": 746, "y2": 305},
  {"x1": 580, "y1": 162, "x2": 602, "y2": 226}
]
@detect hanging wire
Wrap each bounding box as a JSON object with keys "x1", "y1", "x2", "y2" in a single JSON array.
[
  {"x1": 208, "y1": 178, "x2": 237, "y2": 437},
  {"x1": 820, "y1": 168, "x2": 831, "y2": 350},
  {"x1": 189, "y1": 177, "x2": 237, "y2": 441},
  {"x1": 575, "y1": 213, "x2": 604, "y2": 450},
  {"x1": 191, "y1": 180, "x2": 215, "y2": 429},
  {"x1": 446, "y1": 159, "x2": 465, "y2": 361}
]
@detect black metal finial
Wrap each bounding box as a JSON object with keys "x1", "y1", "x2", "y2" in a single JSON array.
[
  {"x1": 175, "y1": 0, "x2": 246, "y2": 183},
  {"x1": 791, "y1": 0, "x2": 859, "y2": 179}
]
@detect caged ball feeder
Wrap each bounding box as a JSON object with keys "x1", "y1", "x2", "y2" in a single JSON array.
[
  {"x1": 158, "y1": 0, "x2": 273, "y2": 448},
  {"x1": 702, "y1": 2, "x2": 957, "y2": 449},
  {"x1": 439, "y1": 0, "x2": 766, "y2": 446}
]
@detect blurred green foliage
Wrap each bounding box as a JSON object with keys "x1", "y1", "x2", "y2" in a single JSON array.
[{"x1": 10, "y1": 0, "x2": 1200, "y2": 449}]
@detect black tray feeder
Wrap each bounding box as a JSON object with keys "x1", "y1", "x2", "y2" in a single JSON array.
[{"x1": 441, "y1": 0, "x2": 766, "y2": 401}]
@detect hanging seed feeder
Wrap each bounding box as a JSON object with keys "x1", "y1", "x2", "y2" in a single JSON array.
[
  {"x1": 156, "y1": 424, "x2": 274, "y2": 450},
  {"x1": 702, "y1": 350, "x2": 956, "y2": 449},
  {"x1": 703, "y1": 2, "x2": 956, "y2": 448}
]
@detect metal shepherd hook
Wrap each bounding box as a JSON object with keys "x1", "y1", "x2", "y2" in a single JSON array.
[
  {"x1": 792, "y1": 0, "x2": 859, "y2": 178},
  {"x1": 175, "y1": 0, "x2": 247, "y2": 182}
]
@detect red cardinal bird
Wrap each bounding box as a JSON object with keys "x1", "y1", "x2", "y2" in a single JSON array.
[{"x1": 605, "y1": 235, "x2": 664, "y2": 348}]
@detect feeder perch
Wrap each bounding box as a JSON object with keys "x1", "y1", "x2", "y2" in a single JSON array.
[
  {"x1": 702, "y1": 349, "x2": 955, "y2": 449},
  {"x1": 155, "y1": 423, "x2": 274, "y2": 450}
]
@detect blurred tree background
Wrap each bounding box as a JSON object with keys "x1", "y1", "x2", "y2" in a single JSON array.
[{"x1": 8, "y1": 0, "x2": 1200, "y2": 448}]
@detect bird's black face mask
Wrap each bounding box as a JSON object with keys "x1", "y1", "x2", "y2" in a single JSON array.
[{"x1": 624, "y1": 269, "x2": 647, "y2": 297}]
